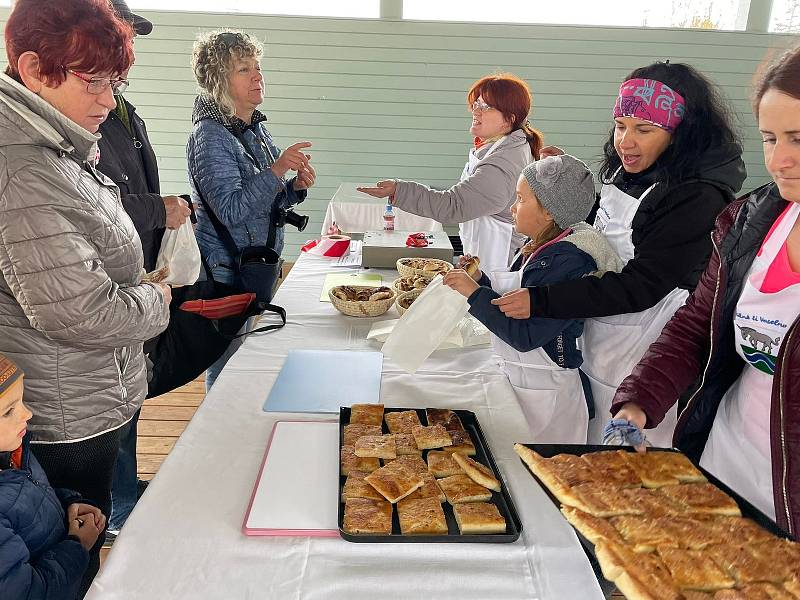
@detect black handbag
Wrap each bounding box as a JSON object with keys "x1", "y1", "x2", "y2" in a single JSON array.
[{"x1": 147, "y1": 269, "x2": 286, "y2": 398}]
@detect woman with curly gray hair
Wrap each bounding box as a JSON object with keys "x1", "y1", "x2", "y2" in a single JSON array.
[{"x1": 187, "y1": 30, "x2": 315, "y2": 390}]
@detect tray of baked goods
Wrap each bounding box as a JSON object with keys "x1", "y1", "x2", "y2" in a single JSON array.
[
  {"x1": 338, "y1": 404, "x2": 522, "y2": 542},
  {"x1": 514, "y1": 444, "x2": 800, "y2": 600}
]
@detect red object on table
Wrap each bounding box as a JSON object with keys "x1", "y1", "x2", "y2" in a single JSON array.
[{"x1": 406, "y1": 232, "x2": 429, "y2": 247}]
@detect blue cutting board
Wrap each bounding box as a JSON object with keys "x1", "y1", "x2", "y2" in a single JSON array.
[{"x1": 263, "y1": 350, "x2": 383, "y2": 413}]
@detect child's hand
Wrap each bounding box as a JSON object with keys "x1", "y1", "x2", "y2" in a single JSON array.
[
  {"x1": 68, "y1": 503, "x2": 106, "y2": 530},
  {"x1": 443, "y1": 270, "x2": 479, "y2": 298},
  {"x1": 68, "y1": 513, "x2": 102, "y2": 551}
]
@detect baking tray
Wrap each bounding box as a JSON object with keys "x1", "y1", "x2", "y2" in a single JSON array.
[
  {"x1": 516, "y1": 444, "x2": 792, "y2": 587},
  {"x1": 338, "y1": 407, "x2": 522, "y2": 543}
]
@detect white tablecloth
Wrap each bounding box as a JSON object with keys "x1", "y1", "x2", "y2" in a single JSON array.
[
  {"x1": 321, "y1": 184, "x2": 442, "y2": 235},
  {"x1": 88, "y1": 253, "x2": 603, "y2": 600}
]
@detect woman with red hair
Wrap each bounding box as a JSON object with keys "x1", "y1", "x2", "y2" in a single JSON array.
[
  {"x1": 360, "y1": 73, "x2": 543, "y2": 274},
  {"x1": 0, "y1": 0, "x2": 170, "y2": 593}
]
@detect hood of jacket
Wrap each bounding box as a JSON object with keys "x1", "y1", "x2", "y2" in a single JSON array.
[
  {"x1": 563, "y1": 222, "x2": 625, "y2": 274},
  {"x1": 191, "y1": 94, "x2": 267, "y2": 134},
  {"x1": 0, "y1": 73, "x2": 99, "y2": 163},
  {"x1": 616, "y1": 141, "x2": 746, "y2": 200}
]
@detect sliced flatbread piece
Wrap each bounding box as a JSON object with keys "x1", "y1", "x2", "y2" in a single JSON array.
[
  {"x1": 452, "y1": 453, "x2": 500, "y2": 492},
  {"x1": 341, "y1": 445, "x2": 381, "y2": 476},
  {"x1": 411, "y1": 424, "x2": 453, "y2": 450},
  {"x1": 342, "y1": 497, "x2": 393, "y2": 535},
  {"x1": 354, "y1": 434, "x2": 397, "y2": 459},
  {"x1": 453, "y1": 502, "x2": 506, "y2": 534},
  {"x1": 438, "y1": 474, "x2": 492, "y2": 504},
  {"x1": 663, "y1": 515, "x2": 727, "y2": 550},
  {"x1": 427, "y1": 451, "x2": 462, "y2": 478},
  {"x1": 610, "y1": 516, "x2": 680, "y2": 553},
  {"x1": 395, "y1": 433, "x2": 421, "y2": 456},
  {"x1": 622, "y1": 451, "x2": 681, "y2": 488},
  {"x1": 657, "y1": 547, "x2": 736, "y2": 591},
  {"x1": 658, "y1": 483, "x2": 741, "y2": 516},
  {"x1": 442, "y1": 429, "x2": 476, "y2": 456},
  {"x1": 342, "y1": 470, "x2": 385, "y2": 502},
  {"x1": 425, "y1": 408, "x2": 465, "y2": 431},
  {"x1": 567, "y1": 483, "x2": 644, "y2": 518},
  {"x1": 514, "y1": 445, "x2": 596, "y2": 507},
  {"x1": 581, "y1": 450, "x2": 642, "y2": 489},
  {"x1": 649, "y1": 451, "x2": 707, "y2": 483},
  {"x1": 561, "y1": 506, "x2": 626, "y2": 546},
  {"x1": 783, "y1": 579, "x2": 800, "y2": 598},
  {"x1": 384, "y1": 410, "x2": 422, "y2": 433},
  {"x1": 384, "y1": 454, "x2": 428, "y2": 475},
  {"x1": 396, "y1": 496, "x2": 448, "y2": 535},
  {"x1": 620, "y1": 487, "x2": 687, "y2": 518},
  {"x1": 706, "y1": 543, "x2": 779, "y2": 585},
  {"x1": 596, "y1": 542, "x2": 684, "y2": 600},
  {"x1": 349, "y1": 403, "x2": 384, "y2": 426},
  {"x1": 343, "y1": 423, "x2": 382, "y2": 446},
  {"x1": 748, "y1": 539, "x2": 800, "y2": 581},
  {"x1": 709, "y1": 517, "x2": 780, "y2": 545},
  {"x1": 364, "y1": 463, "x2": 424, "y2": 504},
  {"x1": 404, "y1": 472, "x2": 446, "y2": 503}
]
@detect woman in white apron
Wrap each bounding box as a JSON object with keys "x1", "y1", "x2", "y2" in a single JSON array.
[
  {"x1": 492, "y1": 62, "x2": 745, "y2": 446},
  {"x1": 610, "y1": 47, "x2": 800, "y2": 536},
  {"x1": 358, "y1": 73, "x2": 541, "y2": 274},
  {"x1": 444, "y1": 156, "x2": 621, "y2": 442}
]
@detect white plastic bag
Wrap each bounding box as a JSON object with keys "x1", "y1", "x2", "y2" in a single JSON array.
[
  {"x1": 367, "y1": 316, "x2": 490, "y2": 350},
  {"x1": 381, "y1": 275, "x2": 469, "y2": 373},
  {"x1": 150, "y1": 220, "x2": 201, "y2": 287}
]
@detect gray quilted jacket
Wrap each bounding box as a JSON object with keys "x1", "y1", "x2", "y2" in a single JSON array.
[{"x1": 0, "y1": 74, "x2": 170, "y2": 443}]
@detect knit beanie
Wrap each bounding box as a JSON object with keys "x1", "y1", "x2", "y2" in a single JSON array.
[
  {"x1": 0, "y1": 354, "x2": 22, "y2": 398},
  {"x1": 522, "y1": 155, "x2": 596, "y2": 229}
]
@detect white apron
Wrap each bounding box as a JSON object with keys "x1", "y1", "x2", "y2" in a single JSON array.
[
  {"x1": 491, "y1": 252, "x2": 589, "y2": 443},
  {"x1": 700, "y1": 202, "x2": 800, "y2": 520},
  {"x1": 583, "y1": 175, "x2": 687, "y2": 446},
  {"x1": 459, "y1": 137, "x2": 516, "y2": 274}
]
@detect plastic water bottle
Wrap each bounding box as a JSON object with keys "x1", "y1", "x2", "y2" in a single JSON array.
[{"x1": 383, "y1": 203, "x2": 395, "y2": 231}]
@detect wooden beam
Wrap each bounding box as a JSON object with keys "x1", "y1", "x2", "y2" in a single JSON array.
[
  {"x1": 138, "y1": 420, "x2": 189, "y2": 437},
  {"x1": 140, "y1": 406, "x2": 197, "y2": 421},
  {"x1": 137, "y1": 436, "x2": 177, "y2": 454}
]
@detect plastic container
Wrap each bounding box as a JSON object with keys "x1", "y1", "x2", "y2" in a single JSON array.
[{"x1": 383, "y1": 203, "x2": 395, "y2": 231}]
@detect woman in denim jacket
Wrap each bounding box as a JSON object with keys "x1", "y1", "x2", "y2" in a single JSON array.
[{"x1": 187, "y1": 30, "x2": 316, "y2": 389}]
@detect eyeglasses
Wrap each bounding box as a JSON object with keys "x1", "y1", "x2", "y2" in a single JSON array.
[
  {"x1": 470, "y1": 99, "x2": 494, "y2": 113},
  {"x1": 65, "y1": 69, "x2": 129, "y2": 96}
]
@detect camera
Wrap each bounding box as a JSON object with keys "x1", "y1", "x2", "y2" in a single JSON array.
[{"x1": 275, "y1": 208, "x2": 309, "y2": 232}]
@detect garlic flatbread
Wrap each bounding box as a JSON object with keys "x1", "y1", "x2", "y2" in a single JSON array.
[
  {"x1": 411, "y1": 424, "x2": 453, "y2": 450},
  {"x1": 354, "y1": 434, "x2": 396, "y2": 459},
  {"x1": 453, "y1": 502, "x2": 506, "y2": 534},
  {"x1": 438, "y1": 474, "x2": 492, "y2": 504},
  {"x1": 397, "y1": 496, "x2": 448, "y2": 535},
  {"x1": 384, "y1": 410, "x2": 422, "y2": 433},
  {"x1": 343, "y1": 497, "x2": 392, "y2": 535},
  {"x1": 349, "y1": 403, "x2": 384, "y2": 426},
  {"x1": 364, "y1": 463, "x2": 424, "y2": 504}
]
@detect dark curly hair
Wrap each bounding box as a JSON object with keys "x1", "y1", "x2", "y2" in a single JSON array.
[{"x1": 598, "y1": 62, "x2": 739, "y2": 186}]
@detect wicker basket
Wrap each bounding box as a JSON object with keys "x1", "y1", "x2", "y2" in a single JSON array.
[
  {"x1": 328, "y1": 285, "x2": 397, "y2": 318},
  {"x1": 395, "y1": 288, "x2": 424, "y2": 316},
  {"x1": 391, "y1": 276, "x2": 430, "y2": 296},
  {"x1": 396, "y1": 257, "x2": 453, "y2": 279}
]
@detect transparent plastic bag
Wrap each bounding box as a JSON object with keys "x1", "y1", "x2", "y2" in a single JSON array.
[{"x1": 150, "y1": 220, "x2": 201, "y2": 287}]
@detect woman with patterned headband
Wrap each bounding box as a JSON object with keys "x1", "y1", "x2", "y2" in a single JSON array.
[{"x1": 492, "y1": 62, "x2": 746, "y2": 446}]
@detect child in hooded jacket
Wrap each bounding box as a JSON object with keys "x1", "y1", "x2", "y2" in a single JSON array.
[
  {"x1": 0, "y1": 354, "x2": 105, "y2": 599},
  {"x1": 444, "y1": 155, "x2": 622, "y2": 442}
]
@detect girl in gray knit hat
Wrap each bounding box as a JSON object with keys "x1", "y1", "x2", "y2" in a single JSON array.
[{"x1": 444, "y1": 156, "x2": 621, "y2": 443}]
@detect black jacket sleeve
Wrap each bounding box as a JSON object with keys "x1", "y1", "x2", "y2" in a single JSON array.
[
  {"x1": 467, "y1": 247, "x2": 596, "y2": 352},
  {"x1": 120, "y1": 193, "x2": 167, "y2": 237},
  {"x1": 529, "y1": 182, "x2": 728, "y2": 319}
]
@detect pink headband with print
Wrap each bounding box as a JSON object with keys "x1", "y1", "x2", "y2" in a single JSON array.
[{"x1": 612, "y1": 78, "x2": 686, "y2": 133}]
